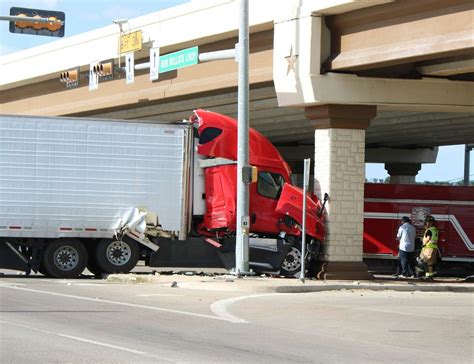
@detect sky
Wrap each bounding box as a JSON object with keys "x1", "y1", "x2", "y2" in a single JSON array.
[
  {"x1": 366, "y1": 145, "x2": 472, "y2": 183},
  {"x1": 0, "y1": 0, "x2": 472, "y2": 183}
]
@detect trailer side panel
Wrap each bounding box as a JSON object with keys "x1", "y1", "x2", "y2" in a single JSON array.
[{"x1": 0, "y1": 115, "x2": 190, "y2": 240}]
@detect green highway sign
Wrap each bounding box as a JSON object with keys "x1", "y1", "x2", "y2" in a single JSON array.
[{"x1": 159, "y1": 46, "x2": 198, "y2": 73}]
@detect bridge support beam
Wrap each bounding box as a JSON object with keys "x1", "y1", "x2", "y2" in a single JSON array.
[
  {"x1": 385, "y1": 163, "x2": 421, "y2": 184},
  {"x1": 306, "y1": 104, "x2": 375, "y2": 280},
  {"x1": 365, "y1": 147, "x2": 438, "y2": 184}
]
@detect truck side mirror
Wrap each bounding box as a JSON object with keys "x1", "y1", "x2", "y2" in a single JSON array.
[{"x1": 317, "y1": 193, "x2": 329, "y2": 217}]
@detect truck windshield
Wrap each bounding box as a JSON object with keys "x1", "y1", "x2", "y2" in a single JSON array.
[
  {"x1": 199, "y1": 127, "x2": 222, "y2": 144},
  {"x1": 258, "y1": 172, "x2": 285, "y2": 199}
]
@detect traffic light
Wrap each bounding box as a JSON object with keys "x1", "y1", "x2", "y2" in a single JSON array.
[
  {"x1": 9, "y1": 7, "x2": 65, "y2": 37},
  {"x1": 92, "y1": 60, "x2": 114, "y2": 81},
  {"x1": 59, "y1": 68, "x2": 79, "y2": 88}
]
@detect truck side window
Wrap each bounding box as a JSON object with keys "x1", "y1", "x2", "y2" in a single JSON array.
[
  {"x1": 257, "y1": 172, "x2": 285, "y2": 199},
  {"x1": 199, "y1": 127, "x2": 222, "y2": 144}
]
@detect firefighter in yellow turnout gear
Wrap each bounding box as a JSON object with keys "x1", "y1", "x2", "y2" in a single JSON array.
[{"x1": 416, "y1": 215, "x2": 440, "y2": 278}]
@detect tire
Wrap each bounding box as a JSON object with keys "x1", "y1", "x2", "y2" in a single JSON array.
[
  {"x1": 280, "y1": 244, "x2": 303, "y2": 278},
  {"x1": 42, "y1": 239, "x2": 87, "y2": 278},
  {"x1": 95, "y1": 238, "x2": 139, "y2": 274}
]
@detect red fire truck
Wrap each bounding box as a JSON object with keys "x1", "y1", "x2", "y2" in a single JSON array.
[{"x1": 363, "y1": 183, "x2": 474, "y2": 269}]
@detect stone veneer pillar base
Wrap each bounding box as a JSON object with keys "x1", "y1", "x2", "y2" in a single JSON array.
[
  {"x1": 317, "y1": 262, "x2": 374, "y2": 280},
  {"x1": 306, "y1": 104, "x2": 377, "y2": 280}
]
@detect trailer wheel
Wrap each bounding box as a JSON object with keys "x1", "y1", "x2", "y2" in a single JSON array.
[
  {"x1": 95, "y1": 238, "x2": 139, "y2": 274},
  {"x1": 280, "y1": 244, "x2": 303, "y2": 278},
  {"x1": 42, "y1": 239, "x2": 87, "y2": 278}
]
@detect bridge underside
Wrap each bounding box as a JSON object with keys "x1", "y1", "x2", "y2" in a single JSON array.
[{"x1": 72, "y1": 83, "x2": 474, "y2": 150}]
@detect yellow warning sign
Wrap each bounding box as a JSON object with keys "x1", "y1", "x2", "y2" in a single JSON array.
[{"x1": 119, "y1": 31, "x2": 142, "y2": 54}]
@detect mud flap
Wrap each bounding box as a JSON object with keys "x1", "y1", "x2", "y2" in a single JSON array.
[
  {"x1": 148, "y1": 236, "x2": 292, "y2": 272},
  {"x1": 0, "y1": 242, "x2": 29, "y2": 272},
  {"x1": 217, "y1": 238, "x2": 292, "y2": 273},
  {"x1": 147, "y1": 237, "x2": 224, "y2": 268}
]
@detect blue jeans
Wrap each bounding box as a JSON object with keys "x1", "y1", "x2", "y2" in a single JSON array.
[{"x1": 398, "y1": 249, "x2": 414, "y2": 277}]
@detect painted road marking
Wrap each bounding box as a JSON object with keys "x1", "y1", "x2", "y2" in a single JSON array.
[
  {"x1": 210, "y1": 293, "x2": 290, "y2": 324},
  {"x1": 0, "y1": 280, "x2": 25, "y2": 287},
  {"x1": 1, "y1": 285, "x2": 240, "y2": 323},
  {"x1": 0, "y1": 320, "x2": 175, "y2": 362}
]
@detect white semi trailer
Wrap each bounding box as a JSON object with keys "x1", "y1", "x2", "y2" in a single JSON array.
[{"x1": 0, "y1": 114, "x2": 198, "y2": 277}]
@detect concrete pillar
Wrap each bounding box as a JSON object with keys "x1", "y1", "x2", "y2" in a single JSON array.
[
  {"x1": 385, "y1": 163, "x2": 422, "y2": 184},
  {"x1": 306, "y1": 104, "x2": 376, "y2": 280}
]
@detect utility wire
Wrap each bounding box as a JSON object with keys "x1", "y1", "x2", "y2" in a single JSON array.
[{"x1": 445, "y1": 174, "x2": 474, "y2": 183}]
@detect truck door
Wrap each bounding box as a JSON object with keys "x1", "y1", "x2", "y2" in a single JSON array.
[
  {"x1": 444, "y1": 205, "x2": 474, "y2": 258},
  {"x1": 363, "y1": 200, "x2": 397, "y2": 256},
  {"x1": 249, "y1": 171, "x2": 285, "y2": 235}
]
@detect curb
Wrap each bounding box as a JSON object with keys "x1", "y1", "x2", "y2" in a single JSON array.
[
  {"x1": 106, "y1": 274, "x2": 473, "y2": 293},
  {"x1": 273, "y1": 283, "x2": 474, "y2": 294}
]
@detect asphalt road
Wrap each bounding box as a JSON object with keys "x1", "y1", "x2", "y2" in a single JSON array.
[{"x1": 0, "y1": 276, "x2": 472, "y2": 363}]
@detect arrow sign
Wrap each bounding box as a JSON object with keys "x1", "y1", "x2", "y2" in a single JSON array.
[
  {"x1": 150, "y1": 47, "x2": 160, "y2": 81},
  {"x1": 125, "y1": 52, "x2": 134, "y2": 84}
]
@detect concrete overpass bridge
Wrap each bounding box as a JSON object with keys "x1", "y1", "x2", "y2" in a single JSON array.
[{"x1": 1, "y1": 0, "x2": 473, "y2": 278}]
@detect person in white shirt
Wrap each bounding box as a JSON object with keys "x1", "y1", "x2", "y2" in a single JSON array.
[{"x1": 395, "y1": 216, "x2": 416, "y2": 278}]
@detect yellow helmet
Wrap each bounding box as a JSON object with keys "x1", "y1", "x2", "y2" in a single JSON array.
[{"x1": 425, "y1": 215, "x2": 435, "y2": 223}]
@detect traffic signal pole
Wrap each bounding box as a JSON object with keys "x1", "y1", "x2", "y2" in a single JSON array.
[
  {"x1": 299, "y1": 158, "x2": 311, "y2": 283},
  {"x1": 235, "y1": 0, "x2": 251, "y2": 276},
  {"x1": 3, "y1": 7, "x2": 65, "y2": 37},
  {"x1": 464, "y1": 144, "x2": 472, "y2": 186},
  {"x1": 0, "y1": 15, "x2": 63, "y2": 25}
]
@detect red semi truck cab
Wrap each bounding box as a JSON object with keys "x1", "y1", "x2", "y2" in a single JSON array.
[{"x1": 191, "y1": 109, "x2": 325, "y2": 242}]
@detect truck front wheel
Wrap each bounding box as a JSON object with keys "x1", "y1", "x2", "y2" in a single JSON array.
[
  {"x1": 280, "y1": 245, "x2": 303, "y2": 278},
  {"x1": 280, "y1": 239, "x2": 321, "y2": 278},
  {"x1": 42, "y1": 239, "x2": 87, "y2": 278},
  {"x1": 95, "y1": 238, "x2": 139, "y2": 274}
]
